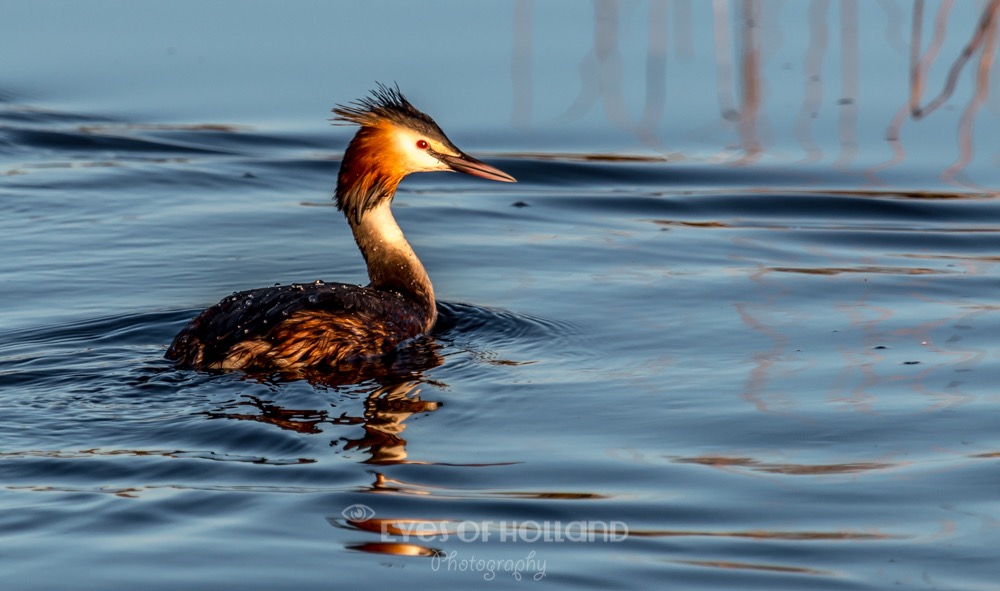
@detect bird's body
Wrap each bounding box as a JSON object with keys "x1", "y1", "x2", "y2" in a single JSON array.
[
  {"x1": 166, "y1": 85, "x2": 515, "y2": 372},
  {"x1": 166, "y1": 281, "x2": 428, "y2": 370}
]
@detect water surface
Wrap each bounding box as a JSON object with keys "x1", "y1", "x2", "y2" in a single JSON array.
[{"x1": 2, "y1": 2, "x2": 1000, "y2": 589}]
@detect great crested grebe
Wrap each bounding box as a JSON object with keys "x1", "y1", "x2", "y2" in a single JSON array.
[{"x1": 166, "y1": 84, "x2": 516, "y2": 371}]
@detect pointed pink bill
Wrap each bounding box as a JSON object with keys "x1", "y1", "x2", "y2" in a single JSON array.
[{"x1": 440, "y1": 152, "x2": 516, "y2": 183}]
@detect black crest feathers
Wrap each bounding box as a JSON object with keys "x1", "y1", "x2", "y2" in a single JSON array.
[{"x1": 332, "y1": 83, "x2": 440, "y2": 138}]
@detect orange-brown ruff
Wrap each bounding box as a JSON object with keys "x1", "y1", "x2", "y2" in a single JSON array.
[{"x1": 166, "y1": 84, "x2": 515, "y2": 371}]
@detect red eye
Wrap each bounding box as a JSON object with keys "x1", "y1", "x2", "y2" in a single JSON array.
[{"x1": 416, "y1": 139, "x2": 429, "y2": 150}]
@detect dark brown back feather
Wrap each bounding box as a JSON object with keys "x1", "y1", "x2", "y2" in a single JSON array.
[{"x1": 166, "y1": 281, "x2": 430, "y2": 370}]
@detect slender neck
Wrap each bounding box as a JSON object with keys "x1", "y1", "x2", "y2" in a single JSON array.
[
  {"x1": 336, "y1": 124, "x2": 436, "y2": 329},
  {"x1": 348, "y1": 201, "x2": 436, "y2": 329}
]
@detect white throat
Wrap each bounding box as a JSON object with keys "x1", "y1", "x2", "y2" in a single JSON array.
[{"x1": 362, "y1": 201, "x2": 408, "y2": 248}]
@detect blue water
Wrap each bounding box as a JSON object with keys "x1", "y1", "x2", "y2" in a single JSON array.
[{"x1": 3, "y1": 2, "x2": 1000, "y2": 589}]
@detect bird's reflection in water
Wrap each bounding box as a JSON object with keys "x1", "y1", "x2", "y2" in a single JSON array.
[
  {"x1": 336, "y1": 379, "x2": 441, "y2": 464},
  {"x1": 206, "y1": 336, "x2": 444, "y2": 464}
]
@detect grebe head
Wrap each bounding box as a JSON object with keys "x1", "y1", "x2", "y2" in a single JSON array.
[{"x1": 332, "y1": 84, "x2": 515, "y2": 224}]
